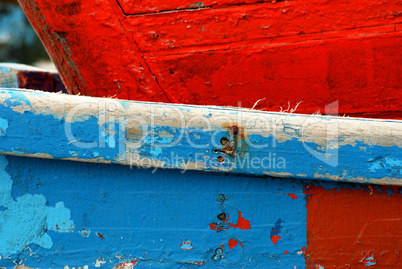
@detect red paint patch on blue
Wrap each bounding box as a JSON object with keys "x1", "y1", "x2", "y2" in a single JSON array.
[
  {"x1": 228, "y1": 239, "x2": 238, "y2": 249},
  {"x1": 116, "y1": 260, "x2": 138, "y2": 268},
  {"x1": 228, "y1": 239, "x2": 244, "y2": 249},
  {"x1": 288, "y1": 193, "x2": 298, "y2": 199},
  {"x1": 271, "y1": 235, "x2": 281, "y2": 245},
  {"x1": 228, "y1": 211, "x2": 251, "y2": 230}
]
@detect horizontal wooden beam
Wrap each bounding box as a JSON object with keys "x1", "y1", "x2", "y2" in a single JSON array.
[{"x1": 0, "y1": 88, "x2": 401, "y2": 185}]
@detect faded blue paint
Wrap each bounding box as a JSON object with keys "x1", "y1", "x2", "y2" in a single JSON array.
[
  {"x1": 0, "y1": 118, "x2": 8, "y2": 136},
  {"x1": 0, "y1": 66, "x2": 18, "y2": 89},
  {"x1": 0, "y1": 155, "x2": 74, "y2": 258},
  {"x1": 1, "y1": 155, "x2": 307, "y2": 268},
  {"x1": 100, "y1": 122, "x2": 116, "y2": 149}
]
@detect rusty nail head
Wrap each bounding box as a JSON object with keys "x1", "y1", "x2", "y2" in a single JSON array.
[
  {"x1": 217, "y1": 156, "x2": 224, "y2": 163},
  {"x1": 216, "y1": 194, "x2": 225, "y2": 202},
  {"x1": 230, "y1": 126, "x2": 239, "y2": 135},
  {"x1": 220, "y1": 137, "x2": 229, "y2": 145},
  {"x1": 217, "y1": 213, "x2": 227, "y2": 221}
]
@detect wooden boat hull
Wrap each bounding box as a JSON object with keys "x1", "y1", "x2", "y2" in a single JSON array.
[
  {"x1": 0, "y1": 85, "x2": 401, "y2": 268},
  {"x1": 17, "y1": 0, "x2": 402, "y2": 119},
  {"x1": 0, "y1": 154, "x2": 400, "y2": 268}
]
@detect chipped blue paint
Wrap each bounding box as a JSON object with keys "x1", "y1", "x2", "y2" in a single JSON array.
[
  {"x1": 0, "y1": 118, "x2": 8, "y2": 136},
  {"x1": 0, "y1": 155, "x2": 74, "y2": 258},
  {"x1": 1, "y1": 155, "x2": 308, "y2": 268}
]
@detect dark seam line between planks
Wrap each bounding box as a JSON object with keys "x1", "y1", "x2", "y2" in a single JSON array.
[{"x1": 116, "y1": 0, "x2": 287, "y2": 16}]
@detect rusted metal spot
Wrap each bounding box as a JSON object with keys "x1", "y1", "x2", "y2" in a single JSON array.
[
  {"x1": 217, "y1": 212, "x2": 227, "y2": 221},
  {"x1": 215, "y1": 136, "x2": 236, "y2": 157},
  {"x1": 220, "y1": 137, "x2": 229, "y2": 145},
  {"x1": 230, "y1": 126, "x2": 239, "y2": 135},
  {"x1": 217, "y1": 156, "x2": 225, "y2": 163},
  {"x1": 212, "y1": 247, "x2": 223, "y2": 261},
  {"x1": 216, "y1": 194, "x2": 226, "y2": 202},
  {"x1": 151, "y1": 32, "x2": 159, "y2": 39}
]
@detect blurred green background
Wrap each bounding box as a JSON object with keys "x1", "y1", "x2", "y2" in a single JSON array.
[{"x1": 0, "y1": 0, "x2": 54, "y2": 69}]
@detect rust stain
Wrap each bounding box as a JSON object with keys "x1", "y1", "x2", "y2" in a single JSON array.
[{"x1": 96, "y1": 232, "x2": 105, "y2": 240}]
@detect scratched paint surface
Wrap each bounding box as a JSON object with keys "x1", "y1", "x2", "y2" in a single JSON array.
[
  {"x1": 0, "y1": 154, "x2": 307, "y2": 268},
  {"x1": 17, "y1": 0, "x2": 402, "y2": 119}
]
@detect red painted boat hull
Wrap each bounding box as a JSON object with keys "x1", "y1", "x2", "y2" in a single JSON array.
[{"x1": 17, "y1": 0, "x2": 402, "y2": 118}]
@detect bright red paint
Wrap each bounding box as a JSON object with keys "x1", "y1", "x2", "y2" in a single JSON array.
[
  {"x1": 17, "y1": 0, "x2": 402, "y2": 119},
  {"x1": 287, "y1": 193, "x2": 297, "y2": 199},
  {"x1": 284, "y1": 251, "x2": 289, "y2": 255},
  {"x1": 270, "y1": 235, "x2": 281, "y2": 245},
  {"x1": 229, "y1": 211, "x2": 251, "y2": 230},
  {"x1": 304, "y1": 185, "x2": 402, "y2": 268},
  {"x1": 228, "y1": 238, "x2": 238, "y2": 249},
  {"x1": 228, "y1": 239, "x2": 244, "y2": 249}
]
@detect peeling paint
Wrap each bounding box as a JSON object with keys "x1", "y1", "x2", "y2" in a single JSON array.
[
  {"x1": 270, "y1": 219, "x2": 283, "y2": 245},
  {"x1": 0, "y1": 155, "x2": 75, "y2": 257},
  {"x1": 363, "y1": 251, "x2": 376, "y2": 266},
  {"x1": 79, "y1": 228, "x2": 91, "y2": 238},
  {"x1": 0, "y1": 118, "x2": 8, "y2": 136},
  {"x1": 180, "y1": 239, "x2": 193, "y2": 250}
]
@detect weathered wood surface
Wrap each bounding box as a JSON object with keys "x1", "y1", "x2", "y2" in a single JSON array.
[
  {"x1": 0, "y1": 63, "x2": 67, "y2": 93},
  {"x1": 17, "y1": 0, "x2": 402, "y2": 119},
  {"x1": 0, "y1": 88, "x2": 401, "y2": 186}
]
